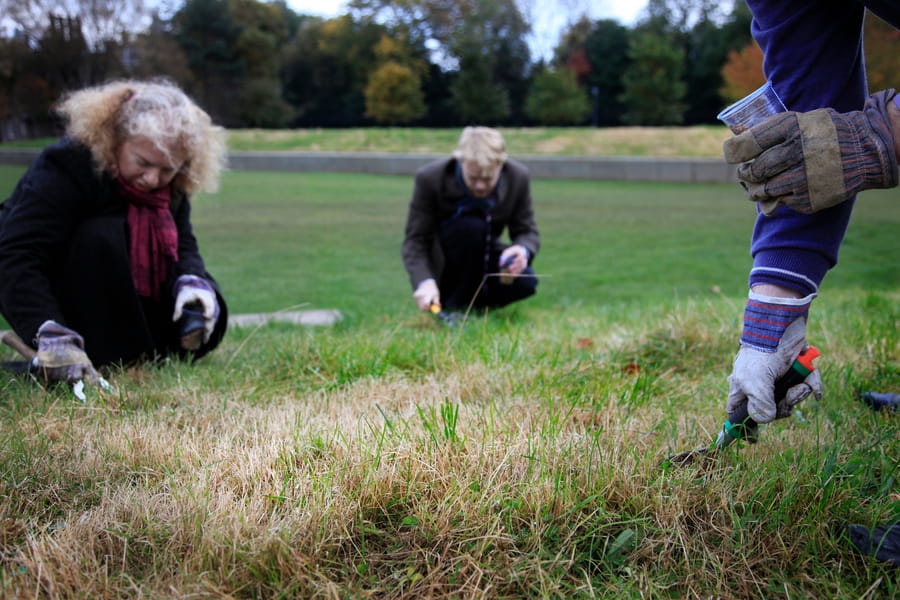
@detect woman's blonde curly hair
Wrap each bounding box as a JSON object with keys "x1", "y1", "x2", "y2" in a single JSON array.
[{"x1": 56, "y1": 79, "x2": 227, "y2": 195}]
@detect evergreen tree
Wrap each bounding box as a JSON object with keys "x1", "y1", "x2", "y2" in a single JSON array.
[
  {"x1": 584, "y1": 19, "x2": 630, "y2": 126},
  {"x1": 619, "y1": 31, "x2": 686, "y2": 125},
  {"x1": 172, "y1": 0, "x2": 243, "y2": 126},
  {"x1": 230, "y1": 0, "x2": 294, "y2": 127},
  {"x1": 524, "y1": 67, "x2": 590, "y2": 125}
]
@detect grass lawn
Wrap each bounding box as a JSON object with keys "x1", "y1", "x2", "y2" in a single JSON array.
[
  {"x1": 0, "y1": 162, "x2": 898, "y2": 598},
  {"x1": 3, "y1": 125, "x2": 733, "y2": 158}
]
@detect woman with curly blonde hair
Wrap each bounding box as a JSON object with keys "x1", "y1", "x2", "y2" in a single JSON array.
[{"x1": 0, "y1": 79, "x2": 229, "y2": 386}]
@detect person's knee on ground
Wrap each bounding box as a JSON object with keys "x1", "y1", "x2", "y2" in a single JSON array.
[{"x1": 483, "y1": 263, "x2": 538, "y2": 309}]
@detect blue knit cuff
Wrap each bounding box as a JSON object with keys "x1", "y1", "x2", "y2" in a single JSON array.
[
  {"x1": 740, "y1": 292, "x2": 814, "y2": 352},
  {"x1": 749, "y1": 247, "x2": 832, "y2": 296}
]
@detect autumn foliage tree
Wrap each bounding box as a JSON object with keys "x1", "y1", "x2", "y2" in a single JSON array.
[
  {"x1": 363, "y1": 34, "x2": 427, "y2": 124},
  {"x1": 719, "y1": 41, "x2": 764, "y2": 104},
  {"x1": 365, "y1": 62, "x2": 426, "y2": 124}
]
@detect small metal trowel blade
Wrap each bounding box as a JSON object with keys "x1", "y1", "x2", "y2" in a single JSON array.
[{"x1": 660, "y1": 445, "x2": 718, "y2": 468}]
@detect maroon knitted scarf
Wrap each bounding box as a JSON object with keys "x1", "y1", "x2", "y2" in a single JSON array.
[{"x1": 118, "y1": 178, "x2": 179, "y2": 301}]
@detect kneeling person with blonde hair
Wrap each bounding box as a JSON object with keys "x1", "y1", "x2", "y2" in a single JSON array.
[
  {"x1": 402, "y1": 127, "x2": 540, "y2": 315},
  {"x1": 0, "y1": 79, "x2": 229, "y2": 386}
]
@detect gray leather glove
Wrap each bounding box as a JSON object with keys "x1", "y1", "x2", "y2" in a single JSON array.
[
  {"x1": 724, "y1": 89, "x2": 898, "y2": 215},
  {"x1": 34, "y1": 320, "x2": 100, "y2": 386},
  {"x1": 726, "y1": 293, "x2": 822, "y2": 424}
]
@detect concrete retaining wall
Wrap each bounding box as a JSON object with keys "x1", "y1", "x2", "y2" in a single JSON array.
[
  {"x1": 0, "y1": 148, "x2": 737, "y2": 184},
  {"x1": 0, "y1": 148, "x2": 40, "y2": 167}
]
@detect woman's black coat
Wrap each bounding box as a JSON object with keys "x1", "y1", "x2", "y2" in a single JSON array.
[{"x1": 0, "y1": 137, "x2": 227, "y2": 365}]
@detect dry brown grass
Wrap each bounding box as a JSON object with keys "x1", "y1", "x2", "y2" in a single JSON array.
[{"x1": 0, "y1": 292, "x2": 897, "y2": 598}]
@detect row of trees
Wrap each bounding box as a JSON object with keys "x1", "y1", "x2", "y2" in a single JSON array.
[{"x1": 0, "y1": 0, "x2": 896, "y2": 137}]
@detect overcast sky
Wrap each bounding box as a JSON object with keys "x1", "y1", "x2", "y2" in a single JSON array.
[
  {"x1": 285, "y1": 0, "x2": 649, "y2": 61},
  {"x1": 0, "y1": 0, "x2": 648, "y2": 61}
]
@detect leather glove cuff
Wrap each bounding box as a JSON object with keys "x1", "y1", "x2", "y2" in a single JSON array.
[
  {"x1": 805, "y1": 89, "x2": 899, "y2": 212},
  {"x1": 725, "y1": 89, "x2": 899, "y2": 215},
  {"x1": 34, "y1": 320, "x2": 98, "y2": 383},
  {"x1": 36, "y1": 320, "x2": 86, "y2": 357}
]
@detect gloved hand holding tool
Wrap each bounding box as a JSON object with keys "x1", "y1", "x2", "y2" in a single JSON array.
[
  {"x1": 33, "y1": 320, "x2": 111, "y2": 400},
  {"x1": 413, "y1": 278, "x2": 440, "y2": 312},
  {"x1": 723, "y1": 89, "x2": 899, "y2": 215},
  {"x1": 665, "y1": 346, "x2": 821, "y2": 467},
  {"x1": 173, "y1": 274, "x2": 219, "y2": 351},
  {"x1": 664, "y1": 291, "x2": 822, "y2": 467},
  {"x1": 719, "y1": 345, "x2": 820, "y2": 448},
  {"x1": 726, "y1": 291, "x2": 821, "y2": 426}
]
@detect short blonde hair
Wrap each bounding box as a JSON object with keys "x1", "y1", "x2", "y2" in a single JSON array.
[
  {"x1": 452, "y1": 126, "x2": 507, "y2": 169},
  {"x1": 56, "y1": 79, "x2": 226, "y2": 195}
]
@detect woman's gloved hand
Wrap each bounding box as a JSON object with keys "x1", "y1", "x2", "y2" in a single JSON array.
[
  {"x1": 34, "y1": 320, "x2": 100, "y2": 385},
  {"x1": 173, "y1": 274, "x2": 219, "y2": 343}
]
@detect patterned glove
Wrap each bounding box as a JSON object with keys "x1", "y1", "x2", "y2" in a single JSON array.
[
  {"x1": 34, "y1": 320, "x2": 100, "y2": 385},
  {"x1": 413, "y1": 278, "x2": 440, "y2": 312},
  {"x1": 172, "y1": 275, "x2": 219, "y2": 344},
  {"x1": 723, "y1": 89, "x2": 898, "y2": 215},
  {"x1": 726, "y1": 292, "x2": 822, "y2": 424}
]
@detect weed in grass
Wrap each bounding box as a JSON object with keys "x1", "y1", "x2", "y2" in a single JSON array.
[{"x1": 417, "y1": 398, "x2": 462, "y2": 446}]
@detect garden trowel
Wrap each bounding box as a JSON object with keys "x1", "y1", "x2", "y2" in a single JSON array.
[{"x1": 662, "y1": 346, "x2": 820, "y2": 467}]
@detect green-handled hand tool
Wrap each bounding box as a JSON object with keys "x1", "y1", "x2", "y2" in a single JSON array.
[{"x1": 664, "y1": 346, "x2": 821, "y2": 467}]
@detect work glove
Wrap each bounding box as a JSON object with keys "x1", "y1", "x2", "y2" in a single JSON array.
[
  {"x1": 172, "y1": 274, "x2": 219, "y2": 345},
  {"x1": 726, "y1": 292, "x2": 822, "y2": 424},
  {"x1": 499, "y1": 244, "x2": 529, "y2": 276},
  {"x1": 723, "y1": 89, "x2": 899, "y2": 215},
  {"x1": 34, "y1": 320, "x2": 101, "y2": 386},
  {"x1": 413, "y1": 278, "x2": 440, "y2": 311}
]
